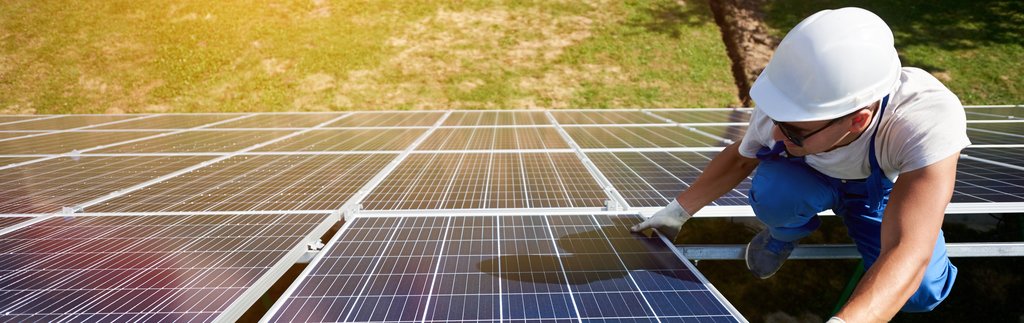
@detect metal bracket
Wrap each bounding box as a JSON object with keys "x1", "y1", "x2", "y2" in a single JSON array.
[{"x1": 297, "y1": 239, "x2": 326, "y2": 264}]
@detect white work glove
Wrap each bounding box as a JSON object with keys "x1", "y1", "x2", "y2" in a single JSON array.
[
  {"x1": 630, "y1": 199, "x2": 691, "y2": 240},
  {"x1": 826, "y1": 317, "x2": 845, "y2": 323}
]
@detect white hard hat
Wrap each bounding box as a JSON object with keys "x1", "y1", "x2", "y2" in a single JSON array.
[{"x1": 750, "y1": 7, "x2": 901, "y2": 122}]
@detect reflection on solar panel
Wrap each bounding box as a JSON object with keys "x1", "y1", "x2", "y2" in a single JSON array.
[
  {"x1": 967, "y1": 122, "x2": 1024, "y2": 136},
  {"x1": 651, "y1": 109, "x2": 753, "y2": 124},
  {"x1": 93, "y1": 114, "x2": 239, "y2": 129},
  {"x1": 964, "y1": 107, "x2": 1021, "y2": 120},
  {"x1": 551, "y1": 111, "x2": 669, "y2": 124},
  {"x1": 0, "y1": 115, "x2": 142, "y2": 131},
  {"x1": 0, "y1": 156, "x2": 214, "y2": 214},
  {"x1": 566, "y1": 126, "x2": 723, "y2": 148},
  {"x1": 211, "y1": 114, "x2": 343, "y2": 128},
  {"x1": 256, "y1": 129, "x2": 426, "y2": 152},
  {"x1": 952, "y1": 158, "x2": 1024, "y2": 203},
  {"x1": 962, "y1": 148, "x2": 1024, "y2": 168},
  {"x1": 418, "y1": 127, "x2": 568, "y2": 150},
  {"x1": 589, "y1": 152, "x2": 751, "y2": 207},
  {"x1": 0, "y1": 213, "x2": 328, "y2": 322},
  {"x1": 87, "y1": 154, "x2": 395, "y2": 213},
  {"x1": 966, "y1": 127, "x2": 1024, "y2": 145},
  {"x1": 0, "y1": 216, "x2": 32, "y2": 230},
  {"x1": 266, "y1": 215, "x2": 740, "y2": 322},
  {"x1": 688, "y1": 125, "x2": 748, "y2": 143},
  {"x1": 0, "y1": 132, "x2": 38, "y2": 140},
  {"x1": 327, "y1": 112, "x2": 444, "y2": 127},
  {"x1": 363, "y1": 153, "x2": 607, "y2": 210},
  {"x1": 0, "y1": 157, "x2": 40, "y2": 167},
  {"x1": 443, "y1": 111, "x2": 551, "y2": 126},
  {"x1": 0, "y1": 131, "x2": 164, "y2": 154},
  {"x1": 93, "y1": 130, "x2": 297, "y2": 153}
]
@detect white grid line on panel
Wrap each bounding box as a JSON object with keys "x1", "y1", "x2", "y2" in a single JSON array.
[
  {"x1": 546, "y1": 112, "x2": 629, "y2": 210},
  {"x1": 0, "y1": 113, "x2": 353, "y2": 236},
  {"x1": 964, "y1": 119, "x2": 1024, "y2": 124},
  {"x1": 585, "y1": 214, "x2": 662, "y2": 322},
  {"x1": 0, "y1": 115, "x2": 63, "y2": 126},
  {"x1": 960, "y1": 154, "x2": 1024, "y2": 172},
  {"x1": 541, "y1": 215, "x2": 584, "y2": 323},
  {"x1": 0, "y1": 114, "x2": 160, "y2": 143},
  {"x1": 651, "y1": 221, "x2": 747, "y2": 321}
]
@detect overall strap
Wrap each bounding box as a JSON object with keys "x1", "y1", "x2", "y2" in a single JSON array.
[{"x1": 867, "y1": 94, "x2": 891, "y2": 170}]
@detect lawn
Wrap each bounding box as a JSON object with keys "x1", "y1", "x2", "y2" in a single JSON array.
[
  {"x1": 762, "y1": 1, "x2": 1023, "y2": 105},
  {"x1": 0, "y1": 0, "x2": 739, "y2": 114}
]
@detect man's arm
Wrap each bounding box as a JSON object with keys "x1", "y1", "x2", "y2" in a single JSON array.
[
  {"x1": 835, "y1": 153, "x2": 959, "y2": 322},
  {"x1": 676, "y1": 141, "x2": 760, "y2": 214}
]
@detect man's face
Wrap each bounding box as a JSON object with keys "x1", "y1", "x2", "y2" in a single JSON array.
[{"x1": 771, "y1": 117, "x2": 852, "y2": 156}]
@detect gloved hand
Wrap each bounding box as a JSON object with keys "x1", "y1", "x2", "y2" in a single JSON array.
[
  {"x1": 826, "y1": 317, "x2": 845, "y2": 323},
  {"x1": 630, "y1": 199, "x2": 691, "y2": 240}
]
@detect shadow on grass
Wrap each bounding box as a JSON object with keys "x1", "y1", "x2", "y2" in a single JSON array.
[{"x1": 625, "y1": 0, "x2": 717, "y2": 39}]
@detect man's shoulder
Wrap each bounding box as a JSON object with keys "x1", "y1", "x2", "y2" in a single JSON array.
[{"x1": 891, "y1": 67, "x2": 963, "y2": 117}]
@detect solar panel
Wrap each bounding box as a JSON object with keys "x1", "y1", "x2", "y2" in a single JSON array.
[
  {"x1": 92, "y1": 114, "x2": 240, "y2": 129},
  {"x1": 963, "y1": 106, "x2": 1022, "y2": 120},
  {"x1": 362, "y1": 153, "x2": 607, "y2": 210},
  {"x1": 255, "y1": 129, "x2": 426, "y2": 152},
  {"x1": 442, "y1": 111, "x2": 551, "y2": 126},
  {"x1": 326, "y1": 112, "x2": 445, "y2": 127},
  {"x1": 0, "y1": 213, "x2": 330, "y2": 322},
  {"x1": 92, "y1": 130, "x2": 297, "y2": 153},
  {"x1": 0, "y1": 115, "x2": 142, "y2": 131},
  {"x1": 0, "y1": 156, "x2": 214, "y2": 214},
  {"x1": 551, "y1": 111, "x2": 670, "y2": 124},
  {"x1": 210, "y1": 114, "x2": 344, "y2": 128},
  {"x1": 0, "y1": 116, "x2": 44, "y2": 123},
  {"x1": 588, "y1": 152, "x2": 752, "y2": 207},
  {"x1": 0, "y1": 131, "x2": 165, "y2": 155},
  {"x1": 0, "y1": 216, "x2": 32, "y2": 230},
  {"x1": 687, "y1": 125, "x2": 748, "y2": 143},
  {"x1": 86, "y1": 154, "x2": 395, "y2": 213},
  {"x1": 967, "y1": 122, "x2": 1024, "y2": 136},
  {"x1": 417, "y1": 127, "x2": 569, "y2": 150},
  {"x1": 0, "y1": 157, "x2": 40, "y2": 167},
  {"x1": 565, "y1": 126, "x2": 724, "y2": 149},
  {"x1": 966, "y1": 128, "x2": 1024, "y2": 145},
  {"x1": 650, "y1": 109, "x2": 753, "y2": 124},
  {"x1": 961, "y1": 148, "x2": 1024, "y2": 168},
  {"x1": 952, "y1": 158, "x2": 1024, "y2": 203},
  {"x1": 265, "y1": 215, "x2": 741, "y2": 322},
  {"x1": 0, "y1": 132, "x2": 39, "y2": 140}
]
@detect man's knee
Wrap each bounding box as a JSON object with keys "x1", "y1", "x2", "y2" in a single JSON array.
[{"x1": 749, "y1": 161, "x2": 836, "y2": 227}]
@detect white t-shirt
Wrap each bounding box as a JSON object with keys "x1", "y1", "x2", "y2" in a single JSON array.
[{"x1": 738, "y1": 67, "x2": 971, "y2": 181}]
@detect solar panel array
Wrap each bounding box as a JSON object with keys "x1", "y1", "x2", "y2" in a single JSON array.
[{"x1": 1, "y1": 106, "x2": 1021, "y2": 322}]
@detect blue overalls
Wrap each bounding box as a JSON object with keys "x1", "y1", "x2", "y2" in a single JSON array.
[{"x1": 748, "y1": 96, "x2": 957, "y2": 312}]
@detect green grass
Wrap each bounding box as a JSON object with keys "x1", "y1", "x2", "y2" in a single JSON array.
[
  {"x1": 763, "y1": 1, "x2": 1024, "y2": 105},
  {"x1": 0, "y1": 0, "x2": 738, "y2": 114}
]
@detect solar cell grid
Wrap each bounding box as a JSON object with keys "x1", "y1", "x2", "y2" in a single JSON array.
[
  {"x1": 588, "y1": 152, "x2": 751, "y2": 207},
  {"x1": 0, "y1": 116, "x2": 44, "y2": 123},
  {"x1": 255, "y1": 129, "x2": 425, "y2": 152},
  {"x1": 650, "y1": 109, "x2": 753, "y2": 124},
  {"x1": 362, "y1": 153, "x2": 607, "y2": 210},
  {"x1": 966, "y1": 128, "x2": 1024, "y2": 145},
  {"x1": 0, "y1": 157, "x2": 40, "y2": 168},
  {"x1": 967, "y1": 122, "x2": 1024, "y2": 136},
  {"x1": 210, "y1": 114, "x2": 343, "y2": 128},
  {"x1": 0, "y1": 156, "x2": 214, "y2": 214},
  {"x1": 0, "y1": 132, "x2": 38, "y2": 140},
  {"x1": 266, "y1": 215, "x2": 740, "y2": 322},
  {"x1": 417, "y1": 127, "x2": 568, "y2": 150},
  {"x1": 551, "y1": 111, "x2": 669, "y2": 124},
  {"x1": 0, "y1": 115, "x2": 142, "y2": 131},
  {"x1": 93, "y1": 114, "x2": 240, "y2": 129},
  {"x1": 688, "y1": 125, "x2": 748, "y2": 143},
  {"x1": 442, "y1": 111, "x2": 551, "y2": 126},
  {"x1": 962, "y1": 148, "x2": 1024, "y2": 168},
  {"x1": 964, "y1": 107, "x2": 1022, "y2": 120},
  {"x1": 0, "y1": 131, "x2": 165, "y2": 155},
  {"x1": 0, "y1": 213, "x2": 328, "y2": 322},
  {"x1": 92, "y1": 130, "x2": 297, "y2": 153},
  {"x1": 566, "y1": 126, "x2": 723, "y2": 149},
  {"x1": 327, "y1": 112, "x2": 444, "y2": 127},
  {"x1": 0, "y1": 216, "x2": 32, "y2": 230},
  {"x1": 952, "y1": 158, "x2": 1024, "y2": 203},
  {"x1": 86, "y1": 154, "x2": 396, "y2": 213}
]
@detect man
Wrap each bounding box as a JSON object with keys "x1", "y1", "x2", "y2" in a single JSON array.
[{"x1": 630, "y1": 7, "x2": 967, "y2": 322}]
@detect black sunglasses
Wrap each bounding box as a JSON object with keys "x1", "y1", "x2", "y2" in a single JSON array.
[{"x1": 771, "y1": 117, "x2": 843, "y2": 147}]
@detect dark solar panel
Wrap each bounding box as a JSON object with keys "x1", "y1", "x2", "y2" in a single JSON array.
[
  {"x1": 418, "y1": 127, "x2": 568, "y2": 150},
  {"x1": 0, "y1": 216, "x2": 32, "y2": 230},
  {"x1": 92, "y1": 130, "x2": 297, "y2": 153},
  {"x1": 967, "y1": 122, "x2": 1024, "y2": 137},
  {"x1": 93, "y1": 114, "x2": 240, "y2": 129},
  {"x1": 0, "y1": 213, "x2": 328, "y2": 322},
  {"x1": 362, "y1": 153, "x2": 607, "y2": 210},
  {"x1": 210, "y1": 114, "x2": 343, "y2": 128},
  {"x1": 588, "y1": 152, "x2": 751, "y2": 207},
  {"x1": 86, "y1": 154, "x2": 395, "y2": 213},
  {"x1": 266, "y1": 215, "x2": 740, "y2": 322},
  {"x1": 551, "y1": 111, "x2": 669, "y2": 124},
  {"x1": 0, "y1": 131, "x2": 165, "y2": 155},
  {"x1": 442, "y1": 111, "x2": 551, "y2": 126},
  {"x1": 565, "y1": 126, "x2": 723, "y2": 149},
  {"x1": 688, "y1": 125, "x2": 748, "y2": 143},
  {"x1": 0, "y1": 115, "x2": 142, "y2": 131},
  {"x1": 326, "y1": 112, "x2": 444, "y2": 127},
  {"x1": 962, "y1": 148, "x2": 1024, "y2": 168},
  {"x1": 0, "y1": 156, "x2": 214, "y2": 214},
  {"x1": 952, "y1": 158, "x2": 1024, "y2": 203},
  {"x1": 650, "y1": 109, "x2": 753, "y2": 124},
  {"x1": 255, "y1": 129, "x2": 426, "y2": 152},
  {"x1": 966, "y1": 128, "x2": 1024, "y2": 145}
]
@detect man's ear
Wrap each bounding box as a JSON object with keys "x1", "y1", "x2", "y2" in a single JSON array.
[{"x1": 849, "y1": 106, "x2": 875, "y2": 131}]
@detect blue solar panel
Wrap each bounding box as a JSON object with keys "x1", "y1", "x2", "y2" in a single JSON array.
[{"x1": 266, "y1": 215, "x2": 742, "y2": 322}]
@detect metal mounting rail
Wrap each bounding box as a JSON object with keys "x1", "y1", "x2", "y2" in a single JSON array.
[{"x1": 676, "y1": 242, "x2": 1024, "y2": 260}]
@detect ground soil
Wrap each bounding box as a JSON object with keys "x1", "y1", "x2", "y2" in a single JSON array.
[{"x1": 707, "y1": 0, "x2": 778, "y2": 106}]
